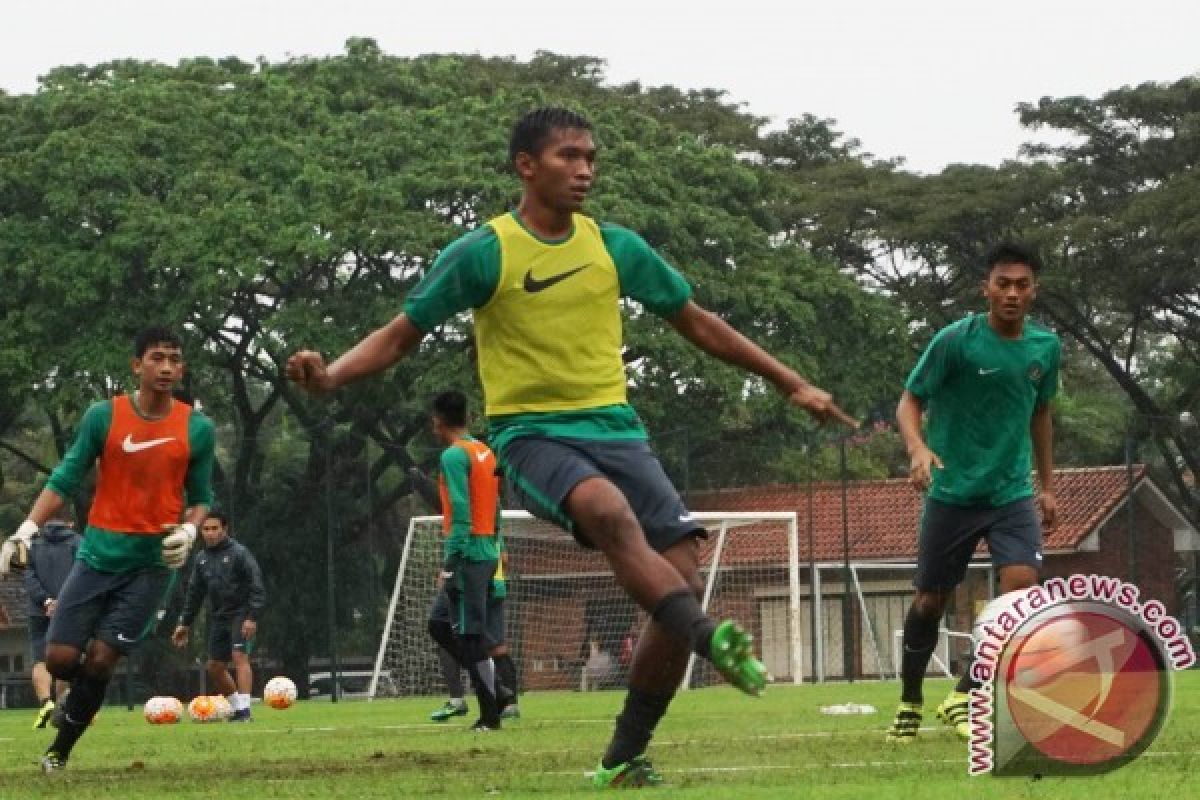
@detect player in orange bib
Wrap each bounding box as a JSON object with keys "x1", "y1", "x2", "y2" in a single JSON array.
[{"x1": 0, "y1": 327, "x2": 215, "y2": 773}]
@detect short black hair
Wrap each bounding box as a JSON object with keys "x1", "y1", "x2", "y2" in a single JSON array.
[
  {"x1": 985, "y1": 242, "x2": 1042, "y2": 275},
  {"x1": 509, "y1": 107, "x2": 592, "y2": 165},
  {"x1": 432, "y1": 390, "x2": 468, "y2": 428},
  {"x1": 205, "y1": 509, "x2": 229, "y2": 528},
  {"x1": 134, "y1": 326, "x2": 183, "y2": 357}
]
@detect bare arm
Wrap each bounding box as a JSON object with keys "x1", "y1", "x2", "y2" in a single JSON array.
[
  {"x1": 668, "y1": 301, "x2": 856, "y2": 427},
  {"x1": 1030, "y1": 403, "x2": 1057, "y2": 529},
  {"x1": 897, "y1": 390, "x2": 942, "y2": 492},
  {"x1": 286, "y1": 314, "x2": 425, "y2": 394},
  {"x1": 26, "y1": 489, "x2": 68, "y2": 528}
]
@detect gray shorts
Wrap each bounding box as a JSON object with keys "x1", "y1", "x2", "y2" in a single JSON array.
[
  {"x1": 445, "y1": 559, "x2": 497, "y2": 638},
  {"x1": 47, "y1": 561, "x2": 172, "y2": 655},
  {"x1": 30, "y1": 615, "x2": 49, "y2": 663},
  {"x1": 430, "y1": 587, "x2": 507, "y2": 648},
  {"x1": 500, "y1": 437, "x2": 702, "y2": 552},
  {"x1": 915, "y1": 496, "x2": 1043, "y2": 591}
]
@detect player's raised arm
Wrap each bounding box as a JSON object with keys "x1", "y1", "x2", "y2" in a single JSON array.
[
  {"x1": 668, "y1": 300, "x2": 858, "y2": 428},
  {"x1": 287, "y1": 313, "x2": 425, "y2": 395}
]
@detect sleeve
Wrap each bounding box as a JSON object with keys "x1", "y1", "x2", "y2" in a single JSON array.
[
  {"x1": 185, "y1": 413, "x2": 216, "y2": 507},
  {"x1": 241, "y1": 547, "x2": 266, "y2": 619},
  {"x1": 24, "y1": 546, "x2": 51, "y2": 609},
  {"x1": 439, "y1": 446, "x2": 472, "y2": 561},
  {"x1": 403, "y1": 226, "x2": 502, "y2": 333},
  {"x1": 179, "y1": 560, "x2": 207, "y2": 627},
  {"x1": 1036, "y1": 337, "x2": 1061, "y2": 407},
  {"x1": 45, "y1": 402, "x2": 110, "y2": 499},
  {"x1": 601, "y1": 224, "x2": 693, "y2": 317},
  {"x1": 904, "y1": 323, "x2": 962, "y2": 401}
]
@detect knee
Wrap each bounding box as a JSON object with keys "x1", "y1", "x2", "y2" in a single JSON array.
[
  {"x1": 45, "y1": 648, "x2": 81, "y2": 680},
  {"x1": 911, "y1": 593, "x2": 946, "y2": 620},
  {"x1": 579, "y1": 499, "x2": 639, "y2": 550},
  {"x1": 206, "y1": 660, "x2": 228, "y2": 677}
]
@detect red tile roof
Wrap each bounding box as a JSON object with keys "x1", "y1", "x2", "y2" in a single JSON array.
[{"x1": 687, "y1": 466, "x2": 1147, "y2": 563}]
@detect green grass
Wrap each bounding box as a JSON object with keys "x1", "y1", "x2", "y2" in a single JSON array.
[{"x1": 1, "y1": 673, "x2": 1197, "y2": 798}]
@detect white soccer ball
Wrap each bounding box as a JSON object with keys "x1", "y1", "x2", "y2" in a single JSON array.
[
  {"x1": 263, "y1": 676, "x2": 298, "y2": 710},
  {"x1": 144, "y1": 696, "x2": 183, "y2": 725},
  {"x1": 211, "y1": 694, "x2": 233, "y2": 720}
]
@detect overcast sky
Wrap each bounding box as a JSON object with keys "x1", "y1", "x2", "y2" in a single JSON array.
[{"x1": 3, "y1": 1, "x2": 1197, "y2": 173}]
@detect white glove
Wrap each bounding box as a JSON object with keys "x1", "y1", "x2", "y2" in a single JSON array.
[
  {"x1": 161, "y1": 523, "x2": 197, "y2": 569},
  {"x1": 0, "y1": 519, "x2": 39, "y2": 575}
]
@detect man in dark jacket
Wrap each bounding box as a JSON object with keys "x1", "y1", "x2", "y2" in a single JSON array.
[
  {"x1": 171, "y1": 511, "x2": 265, "y2": 722},
  {"x1": 25, "y1": 517, "x2": 81, "y2": 729}
]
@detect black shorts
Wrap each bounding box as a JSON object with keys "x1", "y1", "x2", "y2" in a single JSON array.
[
  {"x1": 915, "y1": 497, "x2": 1043, "y2": 591},
  {"x1": 430, "y1": 587, "x2": 506, "y2": 648},
  {"x1": 445, "y1": 559, "x2": 497, "y2": 638},
  {"x1": 29, "y1": 615, "x2": 49, "y2": 663},
  {"x1": 207, "y1": 613, "x2": 254, "y2": 662},
  {"x1": 47, "y1": 561, "x2": 172, "y2": 655},
  {"x1": 501, "y1": 437, "x2": 702, "y2": 552}
]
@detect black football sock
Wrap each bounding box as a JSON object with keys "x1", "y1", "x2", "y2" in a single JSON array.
[
  {"x1": 900, "y1": 605, "x2": 941, "y2": 705},
  {"x1": 601, "y1": 688, "x2": 674, "y2": 769},
  {"x1": 650, "y1": 590, "x2": 718, "y2": 660},
  {"x1": 955, "y1": 654, "x2": 980, "y2": 694},
  {"x1": 493, "y1": 653, "x2": 518, "y2": 699},
  {"x1": 49, "y1": 673, "x2": 108, "y2": 759}
]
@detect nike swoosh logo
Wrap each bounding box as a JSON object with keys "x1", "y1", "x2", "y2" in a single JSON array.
[
  {"x1": 116, "y1": 633, "x2": 137, "y2": 643},
  {"x1": 122, "y1": 434, "x2": 175, "y2": 453},
  {"x1": 523, "y1": 263, "x2": 590, "y2": 293},
  {"x1": 978, "y1": 368, "x2": 1001, "y2": 376},
  {"x1": 476, "y1": 452, "x2": 489, "y2": 462}
]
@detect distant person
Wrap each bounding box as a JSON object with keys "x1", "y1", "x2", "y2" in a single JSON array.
[
  {"x1": 24, "y1": 516, "x2": 81, "y2": 729},
  {"x1": 173, "y1": 510, "x2": 265, "y2": 722}
]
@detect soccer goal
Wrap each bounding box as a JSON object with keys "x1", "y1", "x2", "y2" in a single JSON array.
[{"x1": 368, "y1": 510, "x2": 802, "y2": 699}]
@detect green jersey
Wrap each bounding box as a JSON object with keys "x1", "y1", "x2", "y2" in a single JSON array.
[{"x1": 905, "y1": 313, "x2": 1060, "y2": 507}]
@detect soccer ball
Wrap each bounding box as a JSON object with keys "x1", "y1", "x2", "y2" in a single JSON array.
[
  {"x1": 144, "y1": 696, "x2": 183, "y2": 725},
  {"x1": 187, "y1": 695, "x2": 222, "y2": 723},
  {"x1": 211, "y1": 694, "x2": 233, "y2": 720},
  {"x1": 263, "y1": 676, "x2": 297, "y2": 710}
]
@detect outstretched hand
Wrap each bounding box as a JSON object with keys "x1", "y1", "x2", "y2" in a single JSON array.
[
  {"x1": 286, "y1": 350, "x2": 335, "y2": 395},
  {"x1": 787, "y1": 385, "x2": 859, "y2": 429}
]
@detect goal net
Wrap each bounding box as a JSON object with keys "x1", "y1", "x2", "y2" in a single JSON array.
[{"x1": 368, "y1": 511, "x2": 802, "y2": 698}]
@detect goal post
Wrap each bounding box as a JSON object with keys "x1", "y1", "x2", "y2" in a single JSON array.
[{"x1": 369, "y1": 510, "x2": 802, "y2": 700}]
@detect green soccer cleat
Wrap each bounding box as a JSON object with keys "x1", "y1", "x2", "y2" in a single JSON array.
[
  {"x1": 33, "y1": 699, "x2": 55, "y2": 730},
  {"x1": 708, "y1": 620, "x2": 767, "y2": 696},
  {"x1": 885, "y1": 702, "x2": 923, "y2": 742},
  {"x1": 593, "y1": 755, "x2": 664, "y2": 789},
  {"x1": 430, "y1": 701, "x2": 468, "y2": 722},
  {"x1": 935, "y1": 691, "x2": 970, "y2": 740}
]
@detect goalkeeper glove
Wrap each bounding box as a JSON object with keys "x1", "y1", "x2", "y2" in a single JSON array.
[
  {"x1": 161, "y1": 523, "x2": 197, "y2": 569},
  {"x1": 0, "y1": 519, "x2": 38, "y2": 574}
]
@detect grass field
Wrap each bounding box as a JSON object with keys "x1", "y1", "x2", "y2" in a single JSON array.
[{"x1": 1, "y1": 673, "x2": 1196, "y2": 799}]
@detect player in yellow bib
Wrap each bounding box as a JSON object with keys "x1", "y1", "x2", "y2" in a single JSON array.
[{"x1": 288, "y1": 108, "x2": 856, "y2": 786}]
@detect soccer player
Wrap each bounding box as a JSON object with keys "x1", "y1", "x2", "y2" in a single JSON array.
[
  {"x1": 23, "y1": 515, "x2": 81, "y2": 729},
  {"x1": 428, "y1": 549, "x2": 521, "y2": 722},
  {"x1": 0, "y1": 326, "x2": 215, "y2": 772},
  {"x1": 886, "y1": 243, "x2": 1060, "y2": 742},
  {"x1": 171, "y1": 510, "x2": 265, "y2": 722},
  {"x1": 287, "y1": 107, "x2": 854, "y2": 783},
  {"x1": 426, "y1": 390, "x2": 504, "y2": 731}
]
